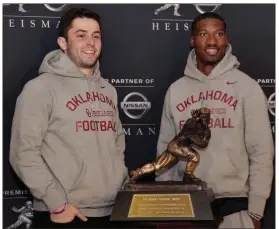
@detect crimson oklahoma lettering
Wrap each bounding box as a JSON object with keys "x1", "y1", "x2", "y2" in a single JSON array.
[
  {"x1": 66, "y1": 91, "x2": 116, "y2": 111},
  {"x1": 176, "y1": 90, "x2": 238, "y2": 112},
  {"x1": 179, "y1": 117, "x2": 234, "y2": 129},
  {"x1": 76, "y1": 120, "x2": 116, "y2": 132}
]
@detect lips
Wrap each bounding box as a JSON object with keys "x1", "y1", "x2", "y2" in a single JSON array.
[
  {"x1": 204, "y1": 48, "x2": 218, "y2": 56},
  {"x1": 82, "y1": 50, "x2": 97, "y2": 59},
  {"x1": 83, "y1": 50, "x2": 96, "y2": 54}
]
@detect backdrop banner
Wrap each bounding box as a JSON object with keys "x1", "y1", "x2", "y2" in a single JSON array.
[{"x1": 3, "y1": 4, "x2": 275, "y2": 228}]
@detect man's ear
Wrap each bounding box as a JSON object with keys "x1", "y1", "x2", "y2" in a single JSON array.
[
  {"x1": 57, "y1": 37, "x2": 67, "y2": 51},
  {"x1": 190, "y1": 36, "x2": 194, "y2": 48}
]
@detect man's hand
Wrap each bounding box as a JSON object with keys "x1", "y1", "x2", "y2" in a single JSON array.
[
  {"x1": 50, "y1": 203, "x2": 88, "y2": 223},
  {"x1": 249, "y1": 215, "x2": 261, "y2": 229}
]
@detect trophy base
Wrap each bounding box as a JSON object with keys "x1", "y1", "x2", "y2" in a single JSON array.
[
  {"x1": 110, "y1": 180, "x2": 215, "y2": 227},
  {"x1": 124, "y1": 180, "x2": 208, "y2": 192}
]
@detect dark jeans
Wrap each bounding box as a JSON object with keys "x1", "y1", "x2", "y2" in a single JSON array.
[{"x1": 32, "y1": 211, "x2": 131, "y2": 228}]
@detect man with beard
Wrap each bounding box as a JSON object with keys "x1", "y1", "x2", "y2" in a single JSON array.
[
  {"x1": 155, "y1": 12, "x2": 274, "y2": 229},
  {"x1": 10, "y1": 8, "x2": 128, "y2": 228}
]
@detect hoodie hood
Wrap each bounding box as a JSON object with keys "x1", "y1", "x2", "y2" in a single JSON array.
[
  {"x1": 184, "y1": 44, "x2": 240, "y2": 81},
  {"x1": 39, "y1": 49, "x2": 102, "y2": 83}
]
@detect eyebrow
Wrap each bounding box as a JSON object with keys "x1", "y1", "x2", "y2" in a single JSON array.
[
  {"x1": 75, "y1": 29, "x2": 87, "y2": 33},
  {"x1": 197, "y1": 28, "x2": 225, "y2": 32},
  {"x1": 75, "y1": 29, "x2": 101, "y2": 34}
]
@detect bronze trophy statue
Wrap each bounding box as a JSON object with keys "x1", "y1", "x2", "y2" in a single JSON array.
[
  {"x1": 129, "y1": 107, "x2": 211, "y2": 186},
  {"x1": 110, "y1": 107, "x2": 216, "y2": 227}
]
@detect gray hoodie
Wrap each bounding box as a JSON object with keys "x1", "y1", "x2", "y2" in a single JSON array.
[
  {"x1": 155, "y1": 44, "x2": 274, "y2": 216},
  {"x1": 10, "y1": 50, "x2": 128, "y2": 217}
]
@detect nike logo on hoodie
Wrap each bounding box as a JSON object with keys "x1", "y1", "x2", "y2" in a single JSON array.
[{"x1": 227, "y1": 81, "x2": 238, "y2": 85}]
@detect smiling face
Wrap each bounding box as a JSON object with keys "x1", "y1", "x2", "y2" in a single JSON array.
[
  {"x1": 58, "y1": 17, "x2": 101, "y2": 74},
  {"x1": 191, "y1": 18, "x2": 228, "y2": 67}
]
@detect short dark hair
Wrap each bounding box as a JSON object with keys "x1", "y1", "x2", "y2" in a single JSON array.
[
  {"x1": 59, "y1": 8, "x2": 101, "y2": 39},
  {"x1": 191, "y1": 12, "x2": 227, "y2": 35}
]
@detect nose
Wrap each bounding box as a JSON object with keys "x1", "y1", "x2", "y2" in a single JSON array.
[
  {"x1": 206, "y1": 34, "x2": 217, "y2": 46},
  {"x1": 87, "y1": 36, "x2": 95, "y2": 46}
]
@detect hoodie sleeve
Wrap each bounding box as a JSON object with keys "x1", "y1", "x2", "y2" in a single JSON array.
[
  {"x1": 113, "y1": 88, "x2": 129, "y2": 184},
  {"x1": 155, "y1": 88, "x2": 178, "y2": 181},
  {"x1": 9, "y1": 79, "x2": 67, "y2": 212},
  {"x1": 243, "y1": 81, "x2": 274, "y2": 216},
  {"x1": 113, "y1": 88, "x2": 126, "y2": 161}
]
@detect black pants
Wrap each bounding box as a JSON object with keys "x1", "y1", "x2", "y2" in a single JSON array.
[
  {"x1": 211, "y1": 197, "x2": 248, "y2": 218},
  {"x1": 32, "y1": 211, "x2": 132, "y2": 228}
]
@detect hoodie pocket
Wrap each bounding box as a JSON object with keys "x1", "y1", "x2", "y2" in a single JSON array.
[
  {"x1": 212, "y1": 151, "x2": 238, "y2": 179},
  {"x1": 214, "y1": 135, "x2": 240, "y2": 179},
  {"x1": 68, "y1": 162, "x2": 86, "y2": 191},
  {"x1": 114, "y1": 159, "x2": 128, "y2": 190},
  {"x1": 202, "y1": 150, "x2": 240, "y2": 195},
  {"x1": 67, "y1": 160, "x2": 120, "y2": 208},
  {"x1": 67, "y1": 163, "x2": 104, "y2": 207}
]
